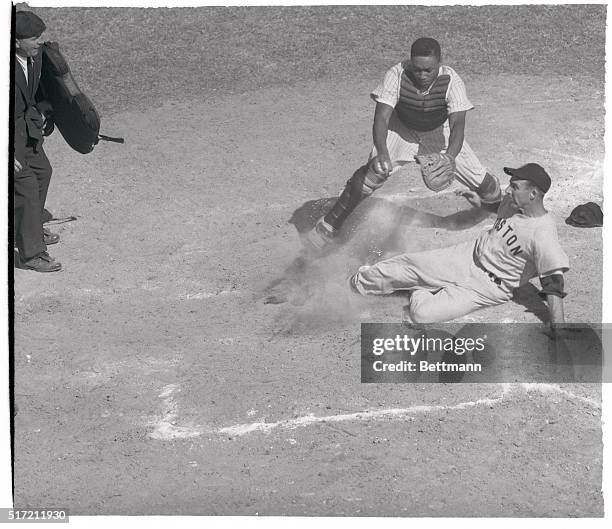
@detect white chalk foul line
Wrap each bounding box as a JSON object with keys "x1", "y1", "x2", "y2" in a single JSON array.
[
  {"x1": 521, "y1": 383, "x2": 601, "y2": 409},
  {"x1": 531, "y1": 149, "x2": 602, "y2": 165},
  {"x1": 473, "y1": 97, "x2": 600, "y2": 106},
  {"x1": 179, "y1": 290, "x2": 240, "y2": 300},
  {"x1": 380, "y1": 188, "x2": 456, "y2": 202},
  {"x1": 149, "y1": 384, "x2": 203, "y2": 440},
  {"x1": 526, "y1": 98, "x2": 581, "y2": 104},
  {"x1": 218, "y1": 391, "x2": 507, "y2": 437},
  {"x1": 148, "y1": 383, "x2": 600, "y2": 440}
]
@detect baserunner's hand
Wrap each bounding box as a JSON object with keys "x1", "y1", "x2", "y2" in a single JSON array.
[{"x1": 455, "y1": 188, "x2": 481, "y2": 208}]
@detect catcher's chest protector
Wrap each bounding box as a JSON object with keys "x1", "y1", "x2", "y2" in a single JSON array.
[
  {"x1": 396, "y1": 69, "x2": 450, "y2": 132},
  {"x1": 39, "y1": 42, "x2": 100, "y2": 154}
]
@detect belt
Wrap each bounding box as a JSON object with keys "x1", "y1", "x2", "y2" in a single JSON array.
[{"x1": 474, "y1": 257, "x2": 502, "y2": 286}]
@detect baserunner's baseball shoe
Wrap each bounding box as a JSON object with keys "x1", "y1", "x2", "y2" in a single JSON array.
[{"x1": 301, "y1": 217, "x2": 337, "y2": 257}]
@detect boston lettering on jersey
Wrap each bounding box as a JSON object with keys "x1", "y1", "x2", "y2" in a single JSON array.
[
  {"x1": 396, "y1": 64, "x2": 451, "y2": 132},
  {"x1": 493, "y1": 217, "x2": 523, "y2": 256}
]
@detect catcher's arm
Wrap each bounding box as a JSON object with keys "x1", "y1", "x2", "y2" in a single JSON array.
[
  {"x1": 446, "y1": 111, "x2": 467, "y2": 159},
  {"x1": 372, "y1": 102, "x2": 394, "y2": 174}
]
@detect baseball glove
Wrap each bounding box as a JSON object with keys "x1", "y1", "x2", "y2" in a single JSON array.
[{"x1": 415, "y1": 153, "x2": 456, "y2": 192}]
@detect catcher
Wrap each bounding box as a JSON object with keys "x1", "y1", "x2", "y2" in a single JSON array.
[{"x1": 305, "y1": 37, "x2": 502, "y2": 253}]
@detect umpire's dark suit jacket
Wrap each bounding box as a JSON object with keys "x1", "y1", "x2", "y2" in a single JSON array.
[
  {"x1": 13, "y1": 51, "x2": 52, "y2": 260},
  {"x1": 14, "y1": 51, "x2": 45, "y2": 159}
]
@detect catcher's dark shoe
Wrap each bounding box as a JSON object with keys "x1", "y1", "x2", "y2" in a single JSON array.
[
  {"x1": 302, "y1": 218, "x2": 337, "y2": 258},
  {"x1": 43, "y1": 228, "x2": 60, "y2": 245},
  {"x1": 21, "y1": 252, "x2": 62, "y2": 273}
]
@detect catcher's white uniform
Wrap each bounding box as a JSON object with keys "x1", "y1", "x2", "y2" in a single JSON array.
[
  {"x1": 307, "y1": 58, "x2": 502, "y2": 253},
  {"x1": 371, "y1": 63, "x2": 487, "y2": 189},
  {"x1": 351, "y1": 198, "x2": 569, "y2": 323}
]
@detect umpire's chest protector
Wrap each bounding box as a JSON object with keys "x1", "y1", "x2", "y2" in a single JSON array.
[
  {"x1": 395, "y1": 65, "x2": 450, "y2": 132},
  {"x1": 39, "y1": 41, "x2": 101, "y2": 154}
]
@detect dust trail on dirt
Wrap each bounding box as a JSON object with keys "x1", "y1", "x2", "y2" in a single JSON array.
[
  {"x1": 261, "y1": 196, "x2": 489, "y2": 335},
  {"x1": 260, "y1": 201, "x2": 414, "y2": 334},
  {"x1": 261, "y1": 252, "x2": 367, "y2": 335}
]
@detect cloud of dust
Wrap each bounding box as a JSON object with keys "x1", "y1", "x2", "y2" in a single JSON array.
[
  {"x1": 267, "y1": 200, "x2": 410, "y2": 332},
  {"x1": 266, "y1": 197, "x2": 487, "y2": 333}
]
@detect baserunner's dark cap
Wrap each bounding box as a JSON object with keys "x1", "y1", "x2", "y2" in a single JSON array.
[
  {"x1": 15, "y1": 11, "x2": 46, "y2": 39},
  {"x1": 504, "y1": 163, "x2": 551, "y2": 193}
]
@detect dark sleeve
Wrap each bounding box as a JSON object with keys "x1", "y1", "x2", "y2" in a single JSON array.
[
  {"x1": 480, "y1": 200, "x2": 501, "y2": 214},
  {"x1": 538, "y1": 273, "x2": 567, "y2": 299},
  {"x1": 34, "y1": 52, "x2": 52, "y2": 113}
]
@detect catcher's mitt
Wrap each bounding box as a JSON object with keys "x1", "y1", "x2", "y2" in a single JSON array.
[{"x1": 415, "y1": 153, "x2": 456, "y2": 192}]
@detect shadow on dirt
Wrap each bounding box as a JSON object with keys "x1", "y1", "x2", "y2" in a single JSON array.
[
  {"x1": 288, "y1": 195, "x2": 492, "y2": 236},
  {"x1": 287, "y1": 194, "x2": 492, "y2": 260},
  {"x1": 511, "y1": 283, "x2": 549, "y2": 323}
]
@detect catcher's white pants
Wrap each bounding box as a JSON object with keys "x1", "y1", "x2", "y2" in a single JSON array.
[
  {"x1": 351, "y1": 241, "x2": 512, "y2": 323},
  {"x1": 369, "y1": 113, "x2": 488, "y2": 190}
]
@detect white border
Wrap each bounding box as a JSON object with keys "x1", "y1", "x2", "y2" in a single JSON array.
[{"x1": 2, "y1": 1, "x2": 609, "y2": 527}]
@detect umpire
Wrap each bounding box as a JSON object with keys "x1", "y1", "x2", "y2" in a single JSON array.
[{"x1": 13, "y1": 11, "x2": 61, "y2": 272}]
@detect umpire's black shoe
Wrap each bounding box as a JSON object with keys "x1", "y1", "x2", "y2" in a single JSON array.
[
  {"x1": 22, "y1": 252, "x2": 62, "y2": 273},
  {"x1": 43, "y1": 228, "x2": 60, "y2": 245}
]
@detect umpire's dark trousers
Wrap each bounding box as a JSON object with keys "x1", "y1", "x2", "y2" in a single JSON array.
[{"x1": 13, "y1": 139, "x2": 52, "y2": 260}]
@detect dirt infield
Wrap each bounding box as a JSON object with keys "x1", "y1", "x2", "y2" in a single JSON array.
[{"x1": 12, "y1": 5, "x2": 604, "y2": 517}]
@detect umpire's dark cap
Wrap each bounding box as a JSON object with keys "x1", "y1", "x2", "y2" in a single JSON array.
[
  {"x1": 504, "y1": 163, "x2": 551, "y2": 193},
  {"x1": 16, "y1": 11, "x2": 46, "y2": 39}
]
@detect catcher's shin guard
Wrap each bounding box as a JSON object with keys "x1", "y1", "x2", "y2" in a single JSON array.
[
  {"x1": 324, "y1": 162, "x2": 390, "y2": 230},
  {"x1": 477, "y1": 172, "x2": 502, "y2": 204},
  {"x1": 302, "y1": 217, "x2": 337, "y2": 257}
]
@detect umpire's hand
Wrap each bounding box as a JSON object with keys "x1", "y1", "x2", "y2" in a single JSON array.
[{"x1": 42, "y1": 115, "x2": 55, "y2": 137}]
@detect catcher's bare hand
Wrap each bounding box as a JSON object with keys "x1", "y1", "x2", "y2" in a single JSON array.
[
  {"x1": 455, "y1": 188, "x2": 481, "y2": 208},
  {"x1": 372, "y1": 153, "x2": 392, "y2": 176},
  {"x1": 14, "y1": 159, "x2": 22, "y2": 173}
]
